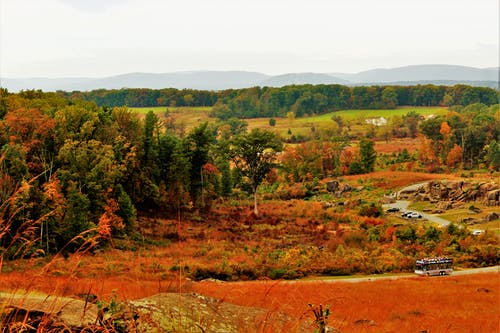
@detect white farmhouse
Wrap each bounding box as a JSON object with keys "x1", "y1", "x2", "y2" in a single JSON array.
[{"x1": 365, "y1": 117, "x2": 387, "y2": 126}]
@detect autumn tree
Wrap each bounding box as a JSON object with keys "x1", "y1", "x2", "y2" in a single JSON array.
[
  {"x1": 486, "y1": 140, "x2": 500, "y2": 171},
  {"x1": 446, "y1": 144, "x2": 463, "y2": 169},
  {"x1": 157, "y1": 133, "x2": 190, "y2": 211},
  {"x1": 212, "y1": 119, "x2": 248, "y2": 198},
  {"x1": 281, "y1": 142, "x2": 324, "y2": 182},
  {"x1": 53, "y1": 105, "x2": 100, "y2": 145},
  {"x1": 184, "y1": 122, "x2": 216, "y2": 209},
  {"x1": 418, "y1": 138, "x2": 439, "y2": 172},
  {"x1": 1, "y1": 108, "x2": 55, "y2": 175},
  {"x1": 359, "y1": 138, "x2": 376, "y2": 173},
  {"x1": 231, "y1": 129, "x2": 282, "y2": 215},
  {"x1": 439, "y1": 121, "x2": 452, "y2": 140},
  {"x1": 402, "y1": 111, "x2": 422, "y2": 138}
]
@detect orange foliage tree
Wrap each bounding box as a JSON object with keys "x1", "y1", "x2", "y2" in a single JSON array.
[
  {"x1": 1, "y1": 108, "x2": 55, "y2": 174},
  {"x1": 439, "y1": 121, "x2": 451, "y2": 139},
  {"x1": 446, "y1": 144, "x2": 463, "y2": 169},
  {"x1": 97, "y1": 197, "x2": 124, "y2": 241}
]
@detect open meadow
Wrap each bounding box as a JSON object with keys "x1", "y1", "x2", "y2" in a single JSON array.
[{"x1": 0, "y1": 259, "x2": 497, "y2": 332}]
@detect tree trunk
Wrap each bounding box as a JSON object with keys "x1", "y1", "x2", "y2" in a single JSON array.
[{"x1": 253, "y1": 190, "x2": 259, "y2": 216}]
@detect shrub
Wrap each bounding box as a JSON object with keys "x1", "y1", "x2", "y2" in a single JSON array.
[{"x1": 358, "y1": 203, "x2": 382, "y2": 217}]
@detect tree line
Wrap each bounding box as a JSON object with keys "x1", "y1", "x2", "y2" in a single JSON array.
[
  {"x1": 0, "y1": 88, "x2": 282, "y2": 257},
  {"x1": 54, "y1": 84, "x2": 498, "y2": 119}
]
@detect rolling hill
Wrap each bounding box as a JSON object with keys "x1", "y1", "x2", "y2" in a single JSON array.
[
  {"x1": 1, "y1": 65, "x2": 497, "y2": 92},
  {"x1": 331, "y1": 64, "x2": 498, "y2": 83}
]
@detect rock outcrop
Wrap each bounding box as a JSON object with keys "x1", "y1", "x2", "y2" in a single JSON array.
[
  {"x1": 397, "y1": 180, "x2": 499, "y2": 206},
  {"x1": 0, "y1": 291, "x2": 310, "y2": 332},
  {"x1": 326, "y1": 180, "x2": 352, "y2": 198}
]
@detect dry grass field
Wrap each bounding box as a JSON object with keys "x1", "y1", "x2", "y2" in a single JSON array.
[
  {"x1": 0, "y1": 267, "x2": 497, "y2": 332},
  {"x1": 193, "y1": 272, "x2": 499, "y2": 332}
]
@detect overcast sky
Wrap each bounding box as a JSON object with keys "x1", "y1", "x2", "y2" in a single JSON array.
[{"x1": 1, "y1": 0, "x2": 498, "y2": 77}]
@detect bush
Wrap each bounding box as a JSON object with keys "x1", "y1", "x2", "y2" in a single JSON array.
[
  {"x1": 358, "y1": 203, "x2": 382, "y2": 217},
  {"x1": 348, "y1": 160, "x2": 364, "y2": 175},
  {"x1": 267, "y1": 268, "x2": 303, "y2": 280}
]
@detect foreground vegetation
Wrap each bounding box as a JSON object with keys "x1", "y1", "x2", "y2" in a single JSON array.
[{"x1": 0, "y1": 263, "x2": 497, "y2": 332}]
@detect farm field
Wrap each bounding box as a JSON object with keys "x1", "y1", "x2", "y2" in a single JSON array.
[
  {"x1": 130, "y1": 106, "x2": 213, "y2": 128},
  {"x1": 130, "y1": 106, "x2": 448, "y2": 137}
]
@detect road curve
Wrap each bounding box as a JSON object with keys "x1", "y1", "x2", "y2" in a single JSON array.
[{"x1": 383, "y1": 200, "x2": 451, "y2": 227}]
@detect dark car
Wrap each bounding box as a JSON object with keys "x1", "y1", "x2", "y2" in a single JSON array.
[{"x1": 386, "y1": 207, "x2": 400, "y2": 213}]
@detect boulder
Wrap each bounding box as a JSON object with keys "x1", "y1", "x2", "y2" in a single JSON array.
[
  {"x1": 380, "y1": 195, "x2": 396, "y2": 204},
  {"x1": 326, "y1": 180, "x2": 339, "y2": 192},
  {"x1": 485, "y1": 189, "x2": 500, "y2": 206},
  {"x1": 448, "y1": 181, "x2": 464, "y2": 191},
  {"x1": 0, "y1": 292, "x2": 98, "y2": 329},
  {"x1": 129, "y1": 292, "x2": 311, "y2": 332},
  {"x1": 484, "y1": 212, "x2": 499, "y2": 222},
  {"x1": 437, "y1": 201, "x2": 453, "y2": 211},
  {"x1": 415, "y1": 193, "x2": 429, "y2": 201},
  {"x1": 460, "y1": 217, "x2": 476, "y2": 225},
  {"x1": 340, "y1": 184, "x2": 352, "y2": 193}
]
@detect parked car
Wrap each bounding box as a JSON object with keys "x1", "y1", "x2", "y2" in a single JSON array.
[
  {"x1": 402, "y1": 211, "x2": 422, "y2": 219},
  {"x1": 386, "y1": 207, "x2": 400, "y2": 213},
  {"x1": 408, "y1": 212, "x2": 422, "y2": 218}
]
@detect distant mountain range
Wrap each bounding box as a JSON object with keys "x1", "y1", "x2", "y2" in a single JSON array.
[{"x1": 1, "y1": 65, "x2": 498, "y2": 92}]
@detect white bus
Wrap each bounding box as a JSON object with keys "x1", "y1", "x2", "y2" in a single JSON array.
[{"x1": 415, "y1": 257, "x2": 453, "y2": 276}]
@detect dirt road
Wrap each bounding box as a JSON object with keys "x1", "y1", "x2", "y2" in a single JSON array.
[
  {"x1": 383, "y1": 181, "x2": 454, "y2": 226},
  {"x1": 383, "y1": 200, "x2": 452, "y2": 227},
  {"x1": 297, "y1": 265, "x2": 499, "y2": 284}
]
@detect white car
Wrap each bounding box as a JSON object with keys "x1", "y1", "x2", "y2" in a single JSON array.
[{"x1": 402, "y1": 211, "x2": 422, "y2": 219}]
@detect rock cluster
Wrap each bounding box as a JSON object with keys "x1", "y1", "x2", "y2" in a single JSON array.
[
  {"x1": 397, "y1": 180, "x2": 499, "y2": 207},
  {"x1": 326, "y1": 180, "x2": 352, "y2": 197}
]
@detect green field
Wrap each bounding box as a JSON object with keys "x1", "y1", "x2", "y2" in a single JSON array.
[
  {"x1": 130, "y1": 106, "x2": 212, "y2": 114},
  {"x1": 129, "y1": 106, "x2": 449, "y2": 138},
  {"x1": 247, "y1": 106, "x2": 448, "y2": 138},
  {"x1": 301, "y1": 106, "x2": 447, "y2": 121}
]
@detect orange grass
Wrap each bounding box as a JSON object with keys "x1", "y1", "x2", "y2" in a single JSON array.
[
  {"x1": 193, "y1": 273, "x2": 500, "y2": 332},
  {"x1": 1, "y1": 271, "x2": 496, "y2": 332},
  {"x1": 374, "y1": 138, "x2": 421, "y2": 154},
  {"x1": 341, "y1": 171, "x2": 461, "y2": 190}
]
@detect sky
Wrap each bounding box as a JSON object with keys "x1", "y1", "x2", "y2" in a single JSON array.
[{"x1": 0, "y1": 0, "x2": 498, "y2": 77}]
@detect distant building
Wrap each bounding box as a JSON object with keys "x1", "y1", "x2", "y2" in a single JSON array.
[{"x1": 365, "y1": 117, "x2": 387, "y2": 126}]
